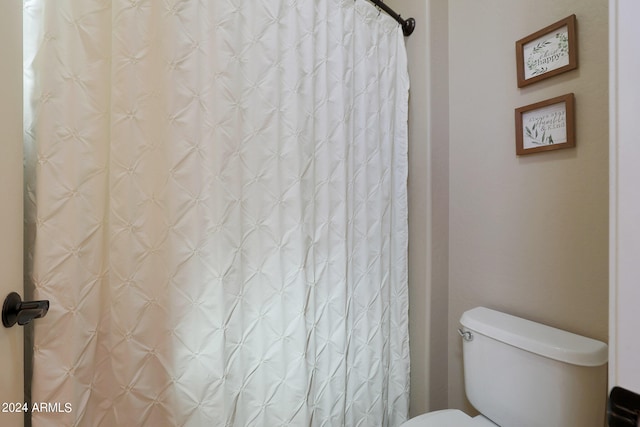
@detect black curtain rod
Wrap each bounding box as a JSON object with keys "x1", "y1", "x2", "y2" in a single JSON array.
[{"x1": 366, "y1": 0, "x2": 415, "y2": 36}]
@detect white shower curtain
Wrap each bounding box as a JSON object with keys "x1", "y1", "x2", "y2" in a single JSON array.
[{"x1": 24, "y1": 1, "x2": 409, "y2": 426}]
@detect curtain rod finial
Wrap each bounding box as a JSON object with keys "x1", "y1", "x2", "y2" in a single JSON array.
[{"x1": 402, "y1": 17, "x2": 415, "y2": 37}]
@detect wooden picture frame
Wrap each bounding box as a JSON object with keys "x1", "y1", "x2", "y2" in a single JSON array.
[
  {"x1": 515, "y1": 93, "x2": 575, "y2": 155},
  {"x1": 516, "y1": 15, "x2": 578, "y2": 88}
]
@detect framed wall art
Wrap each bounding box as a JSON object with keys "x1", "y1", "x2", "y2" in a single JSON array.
[
  {"x1": 515, "y1": 14, "x2": 578, "y2": 88},
  {"x1": 515, "y1": 93, "x2": 575, "y2": 155}
]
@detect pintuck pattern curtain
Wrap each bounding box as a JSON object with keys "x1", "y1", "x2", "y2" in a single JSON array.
[{"x1": 24, "y1": 0, "x2": 409, "y2": 426}]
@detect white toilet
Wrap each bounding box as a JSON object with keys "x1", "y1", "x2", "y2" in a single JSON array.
[{"x1": 403, "y1": 307, "x2": 608, "y2": 427}]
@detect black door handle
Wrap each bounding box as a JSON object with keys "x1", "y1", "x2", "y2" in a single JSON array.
[{"x1": 2, "y1": 292, "x2": 49, "y2": 327}]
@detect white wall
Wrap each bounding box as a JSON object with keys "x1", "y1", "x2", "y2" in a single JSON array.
[{"x1": 609, "y1": 0, "x2": 640, "y2": 394}]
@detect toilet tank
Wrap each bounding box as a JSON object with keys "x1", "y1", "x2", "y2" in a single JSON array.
[{"x1": 459, "y1": 307, "x2": 608, "y2": 427}]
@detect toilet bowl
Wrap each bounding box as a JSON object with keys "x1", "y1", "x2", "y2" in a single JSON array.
[
  {"x1": 402, "y1": 409, "x2": 497, "y2": 426},
  {"x1": 401, "y1": 307, "x2": 608, "y2": 427}
]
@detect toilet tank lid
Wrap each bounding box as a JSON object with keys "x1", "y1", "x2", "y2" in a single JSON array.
[{"x1": 460, "y1": 307, "x2": 608, "y2": 367}]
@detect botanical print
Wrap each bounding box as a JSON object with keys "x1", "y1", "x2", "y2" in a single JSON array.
[
  {"x1": 521, "y1": 102, "x2": 567, "y2": 150},
  {"x1": 523, "y1": 25, "x2": 570, "y2": 80}
]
